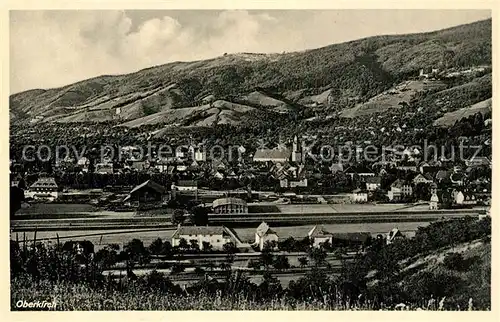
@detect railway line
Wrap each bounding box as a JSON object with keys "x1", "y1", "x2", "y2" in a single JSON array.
[{"x1": 11, "y1": 208, "x2": 482, "y2": 231}]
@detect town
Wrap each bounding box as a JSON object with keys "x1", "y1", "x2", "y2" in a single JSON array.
[{"x1": 9, "y1": 12, "x2": 492, "y2": 311}]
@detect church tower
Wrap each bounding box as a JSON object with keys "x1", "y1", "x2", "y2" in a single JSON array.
[{"x1": 291, "y1": 135, "x2": 302, "y2": 163}]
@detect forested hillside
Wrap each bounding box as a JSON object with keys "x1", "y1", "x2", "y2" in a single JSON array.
[{"x1": 10, "y1": 19, "x2": 491, "y2": 129}]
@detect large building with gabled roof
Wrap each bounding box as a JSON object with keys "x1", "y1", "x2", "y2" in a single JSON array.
[{"x1": 124, "y1": 180, "x2": 167, "y2": 207}]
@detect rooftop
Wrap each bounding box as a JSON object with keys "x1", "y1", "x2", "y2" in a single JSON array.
[
  {"x1": 253, "y1": 148, "x2": 291, "y2": 161},
  {"x1": 213, "y1": 197, "x2": 247, "y2": 208},
  {"x1": 172, "y1": 225, "x2": 228, "y2": 238},
  {"x1": 256, "y1": 221, "x2": 278, "y2": 237}
]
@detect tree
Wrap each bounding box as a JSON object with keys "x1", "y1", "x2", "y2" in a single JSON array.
[
  {"x1": 161, "y1": 240, "x2": 173, "y2": 257},
  {"x1": 172, "y1": 209, "x2": 185, "y2": 225},
  {"x1": 95, "y1": 244, "x2": 120, "y2": 270},
  {"x1": 190, "y1": 206, "x2": 209, "y2": 226},
  {"x1": 148, "y1": 238, "x2": 163, "y2": 255},
  {"x1": 171, "y1": 263, "x2": 185, "y2": 274},
  {"x1": 223, "y1": 242, "x2": 237, "y2": 268},
  {"x1": 308, "y1": 247, "x2": 327, "y2": 267},
  {"x1": 10, "y1": 186, "x2": 24, "y2": 219},
  {"x1": 178, "y1": 238, "x2": 189, "y2": 251},
  {"x1": 123, "y1": 239, "x2": 150, "y2": 266},
  {"x1": 260, "y1": 244, "x2": 275, "y2": 268},
  {"x1": 273, "y1": 255, "x2": 290, "y2": 270},
  {"x1": 202, "y1": 241, "x2": 213, "y2": 253},
  {"x1": 278, "y1": 237, "x2": 297, "y2": 252},
  {"x1": 298, "y1": 256, "x2": 309, "y2": 268},
  {"x1": 189, "y1": 239, "x2": 200, "y2": 252}
]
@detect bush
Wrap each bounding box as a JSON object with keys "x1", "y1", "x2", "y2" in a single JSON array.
[
  {"x1": 194, "y1": 267, "x2": 205, "y2": 275},
  {"x1": 171, "y1": 263, "x2": 185, "y2": 274},
  {"x1": 443, "y1": 252, "x2": 465, "y2": 271}
]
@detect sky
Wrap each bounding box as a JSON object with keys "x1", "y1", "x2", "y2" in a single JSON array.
[{"x1": 10, "y1": 9, "x2": 491, "y2": 94}]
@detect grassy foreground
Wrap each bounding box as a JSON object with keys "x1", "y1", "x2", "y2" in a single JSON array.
[{"x1": 9, "y1": 278, "x2": 405, "y2": 311}]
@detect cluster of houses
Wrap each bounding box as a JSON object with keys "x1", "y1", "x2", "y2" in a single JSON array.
[
  {"x1": 170, "y1": 221, "x2": 404, "y2": 253},
  {"x1": 11, "y1": 132, "x2": 491, "y2": 212}
]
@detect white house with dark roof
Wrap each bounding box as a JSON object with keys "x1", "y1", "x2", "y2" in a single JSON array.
[
  {"x1": 412, "y1": 173, "x2": 434, "y2": 185},
  {"x1": 255, "y1": 222, "x2": 279, "y2": 250},
  {"x1": 429, "y1": 192, "x2": 439, "y2": 210},
  {"x1": 386, "y1": 228, "x2": 405, "y2": 245},
  {"x1": 388, "y1": 179, "x2": 413, "y2": 201},
  {"x1": 308, "y1": 225, "x2": 333, "y2": 248},
  {"x1": 26, "y1": 177, "x2": 59, "y2": 201},
  {"x1": 365, "y1": 176, "x2": 382, "y2": 191},
  {"x1": 172, "y1": 180, "x2": 198, "y2": 191},
  {"x1": 171, "y1": 225, "x2": 243, "y2": 251}
]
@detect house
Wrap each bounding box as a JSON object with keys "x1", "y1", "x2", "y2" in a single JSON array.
[
  {"x1": 435, "y1": 170, "x2": 451, "y2": 183},
  {"x1": 123, "y1": 180, "x2": 167, "y2": 207},
  {"x1": 454, "y1": 191, "x2": 465, "y2": 205},
  {"x1": 332, "y1": 232, "x2": 371, "y2": 246},
  {"x1": 11, "y1": 174, "x2": 26, "y2": 189},
  {"x1": 253, "y1": 147, "x2": 291, "y2": 163},
  {"x1": 412, "y1": 173, "x2": 434, "y2": 185},
  {"x1": 212, "y1": 170, "x2": 225, "y2": 180},
  {"x1": 212, "y1": 197, "x2": 248, "y2": 214},
  {"x1": 388, "y1": 179, "x2": 413, "y2": 201},
  {"x1": 329, "y1": 163, "x2": 344, "y2": 174},
  {"x1": 188, "y1": 145, "x2": 207, "y2": 162},
  {"x1": 308, "y1": 225, "x2": 333, "y2": 248},
  {"x1": 419, "y1": 67, "x2": 439, "y2": 78},
  {"x1": 280, "y1": 178, "x2": 308, "y2": 188},
  {"x1": 175, "y1": 146, "x2": 190, "y2": 160},
  {"x1": 429, "y1": 193, "x2": 439, "y2": 210},
  {"x1": 76, "y1": 157, "x2": 90, "y2": 172},
  {"x1": 396, "y1": 165, "x2": 418, "y2": 172},
  {"x1": 344, "y1": 166, "x2": 375, "y2": 179},
  {"x1": 95, "y1": 162, "x2": 114, "y2": 174},
  {"x1": 212, "y1": 159, "x2": 228, "y2": 171},
  {"x1": 365, "y1": 176, "x2": 382, "y2": 191},
  {"x1": 172, "y1": 180, "x2": 198, "y2": 191},
  {"x1": 386, "y1": 228, "x2": 405, "y2": 245},
  {"x1": 25, "y1": 177, "x2": 59, "y2": 201},
  {"x1": 171, "y1": 225, "x2": 240, "y2": 251},
  {"x1": 128, "y1": 160, "x2": 150, "y2": 172},
  {"x1": 350, "y1": 191, "x2": 368, "y2": 203},
  {"x1": 255, "y1": 222, "x2": 279, "y2": 251}
]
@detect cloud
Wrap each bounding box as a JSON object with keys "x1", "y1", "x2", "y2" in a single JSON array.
[
  {"x1": 9, "y1": 9, "x2": 491, "y2": 94},
  {"x1": 10, "y1": 10, "x2": 299, "y2": 94}
]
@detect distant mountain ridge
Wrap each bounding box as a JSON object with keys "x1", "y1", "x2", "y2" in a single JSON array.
[{"x1": 10, "y1": 18, "x2": 492, "y2": 128}]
